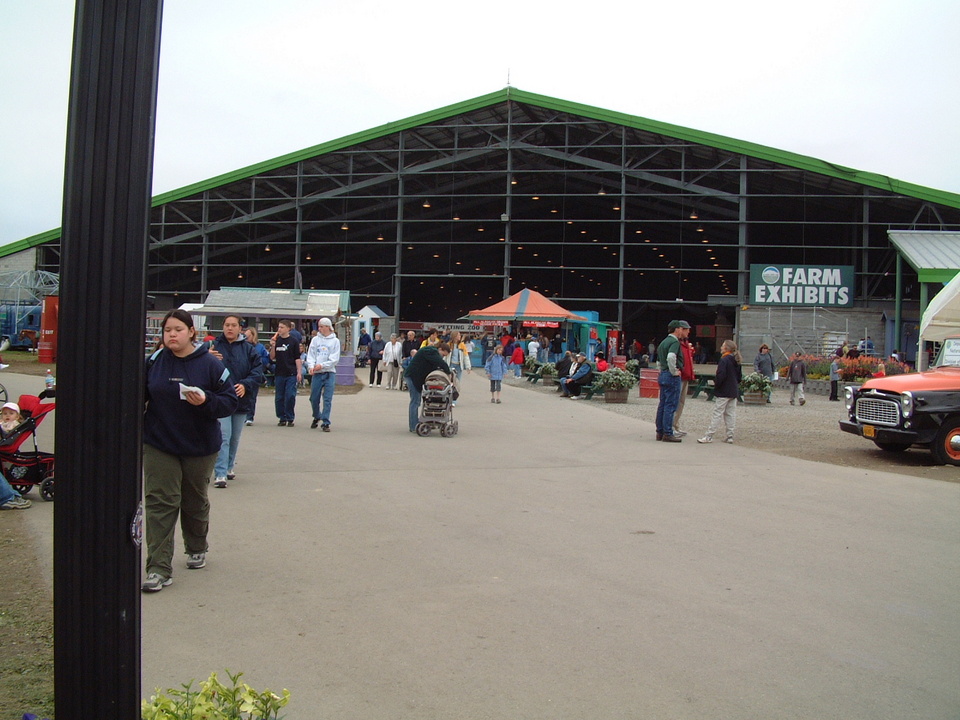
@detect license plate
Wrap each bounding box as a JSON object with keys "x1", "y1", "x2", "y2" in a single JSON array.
[{"x1": 863, "y1": 425, "x2": 876, "y2": 438}]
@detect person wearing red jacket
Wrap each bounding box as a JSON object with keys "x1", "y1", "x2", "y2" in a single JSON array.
[
  {"x1": 594, "y1": 351, "x2": 609, "y2": 372},
  {"x1": 672, "y1": 337, "x2": 697, "y2": 437},
  {"x1": 510, "y1": 343, "x2": 525, "y2": 379}
]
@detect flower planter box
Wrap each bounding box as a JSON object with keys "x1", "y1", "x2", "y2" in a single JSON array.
[
  {"x1": 605, "y1": 388, "x2": 629, "y2": 403},
  {"x1": 742, "y1": 390, "x2": 766, "y2": 405}
]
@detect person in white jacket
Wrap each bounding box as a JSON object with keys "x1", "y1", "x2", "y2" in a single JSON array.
[
  {"x1": 447, "y1": 331, "x2": 472, "y2": 382},
  {"x1": 381, "y1": 333, "x2": 404, "y2": 389},
  {"x1": 305, "y1": 317, "x2": 341, "y2": 431}
]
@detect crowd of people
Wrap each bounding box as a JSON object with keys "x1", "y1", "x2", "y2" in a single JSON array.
[{"x1": 5, "y1": 313, "x2": 834, "y2": 590}]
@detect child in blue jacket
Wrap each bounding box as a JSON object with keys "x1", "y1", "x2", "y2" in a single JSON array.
[{"x1": 484, "y1": 344, "x2": 508, "y2": 404}]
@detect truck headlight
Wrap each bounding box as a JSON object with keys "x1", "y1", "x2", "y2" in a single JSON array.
[
  {"x1": 844, "y1": 385, "x2": 855, "y2": 412},
  {"x1": 901, "y1": 391, "x2": 914, "y2": 418}
]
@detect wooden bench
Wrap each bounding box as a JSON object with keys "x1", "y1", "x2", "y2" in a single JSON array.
[
  {"x1": 582, "y1": 382, "x2": 604, "y2": 400},
  {"x1": 524, "y1": 366, "x2": 545, "y2": 383}
]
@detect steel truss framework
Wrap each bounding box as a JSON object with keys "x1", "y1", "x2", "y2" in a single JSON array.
[{"x1": 34, "y1": 90, "x2": 960, "y2": 327}]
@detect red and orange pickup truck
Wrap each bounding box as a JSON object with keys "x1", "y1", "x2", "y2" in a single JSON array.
[{"x1": 839, "y1": 336, "x2": 960, "y2": 466}]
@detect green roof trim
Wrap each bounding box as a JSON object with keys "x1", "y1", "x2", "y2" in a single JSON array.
[{"x1": 7, "y1": 87, "x2": 960, "y2": 258}]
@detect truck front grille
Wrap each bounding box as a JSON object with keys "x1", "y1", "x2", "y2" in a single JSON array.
[{"x1": 856, "y1": 397, "x2": 900, "y2": 426}]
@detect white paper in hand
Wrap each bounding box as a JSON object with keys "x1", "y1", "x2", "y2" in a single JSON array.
[{"x1": 178, "y1": 383, "x2": 206, "y2": 402}]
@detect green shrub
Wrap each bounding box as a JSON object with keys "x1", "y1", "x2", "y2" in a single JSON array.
[
  {"x1": 594, "y1": 367, "x2": 638, "y2": 389},
  {"x1": 142, "y1": 670, "x2": 289, "y2": 720}
]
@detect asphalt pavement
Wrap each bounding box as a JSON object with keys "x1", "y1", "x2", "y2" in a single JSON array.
[{"x1": 17, "y1": 370, "x2": 960, "y2": 719}]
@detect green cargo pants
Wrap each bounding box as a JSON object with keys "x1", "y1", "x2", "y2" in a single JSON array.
[{"x1": 143, "y1": 443, "x2": 217, "y2": 579}]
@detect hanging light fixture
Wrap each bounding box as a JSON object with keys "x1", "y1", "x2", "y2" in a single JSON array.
[
  {"x1": 689, "y1": 210, "x2": 698, "y2": 220},
  {"x1": 696, "y1": 225, "x2": 704, "y2": 232},
  {"x1": 305, "y1": 253, "x2": 312, "y2": 261},
  {"x1": 237, "y1": 271, "x2": 243, "y2": 279},
  {"x1": 422, "y1": 199, "x2": 431, "y2": 208},
  {"x1": 192, "y1": 265, "x2": 198, "y2": 272},
  {"x1": 341, "y1": 222, "x2": 349, "y2": 231},
  {"x1": 377, "y1": 233, "x2": 384, "y2": 241},
  {"x1": 264, "y1": 244, "x2": 271, "y2": 252}
]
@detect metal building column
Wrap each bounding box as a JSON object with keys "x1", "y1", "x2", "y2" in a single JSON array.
[
  {"x1": 861, "y1": 192, "x2": 871, "y2": 299},
  {"x1": 737, "y1": 156, "x2": 748, "y2": 300},
  {"x1": 502, "y1": 102, "x2": 513, "y2": 299},
  {"x1": 617, "y1": 129, "x2": 626, "y2": 326},
  {"x1": 55, "y1": 0, "x2": 163, "y2": 716},
  {"x1": 294, "y1": 163, "x2": 303, "y2": 289},
  {"x1": 201, "y1": 192, "x2": 209, "y2": 294},
  {"x1": 394, "y1": 134, "x2": 405, "y2": 318},
  {"x1": 895, "y1": 253, "x2": 903, "y2": 358}
]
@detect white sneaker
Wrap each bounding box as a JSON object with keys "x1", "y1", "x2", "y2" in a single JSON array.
[
  {"x1": 674, "y1": 430, "x2": 687, "y2": 437},
  {"x1": 725, "y1": 438, "x2": 734, "y2": 444},
  {"x1": 186, "y1": 552, "x2": 206, "y2": 569},
  {"x1": 141, "y1": 572, "x2": 172, "y2": 592},
  {"x1": 214, "y1": 477, "x2": 227, "y2": 488},
  {"x1": 227, "y1": 469, "x2": 236, "y2": 480},
  {"x1": 697, "y1": 437, "x2": 713, "y2": 444},
  {"x1": 244, "y1": 420, "x2": 253, "y2": 426},
  {"x1": 1, "y1": 495, "x2": 32, "y2": 509},
  {"x1": 570, "y1": 395, "x2": 582, "y2": 400}
]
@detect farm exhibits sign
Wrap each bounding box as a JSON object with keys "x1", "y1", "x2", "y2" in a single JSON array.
[{"x1": 750, "y1": 264, "x2": 854, "y2": 307}]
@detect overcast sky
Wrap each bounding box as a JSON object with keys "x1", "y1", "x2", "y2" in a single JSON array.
[{"x1": 2, "y1": 0, "x2": 958, "y2": 248}]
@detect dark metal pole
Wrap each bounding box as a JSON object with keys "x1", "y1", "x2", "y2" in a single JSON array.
[{"x1": 55, "y1": 1, "x2": 163, "y2": 716}]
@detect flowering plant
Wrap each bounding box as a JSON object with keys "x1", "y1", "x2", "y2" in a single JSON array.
[
  {"x1": 141, "y1": 670, "x2": 290, "y2": 720},
  {"x1": 740, "y1": 372, "x2": 772, "y2": 394},
  {"x1": 594, "y1": 367, "x2": 639, "y2": 389}
]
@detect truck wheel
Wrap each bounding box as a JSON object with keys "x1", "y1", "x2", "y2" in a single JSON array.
[
  {"x1": 931, "y1": 419, "x2": 960, "y2": 466},
  {"x1": 873, "y1": 441, "x2": 911, "y2": 453}
]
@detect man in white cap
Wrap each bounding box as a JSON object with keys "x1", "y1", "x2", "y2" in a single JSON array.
[
  {"x1": 305, "y1": 317, "x2": 341, "y2": 431},
  {"x1": 655, "y1": 320, "x2": 690, "y2": 442}
]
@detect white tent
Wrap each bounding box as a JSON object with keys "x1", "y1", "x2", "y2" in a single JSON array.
[{"x1": 919, "y1": 271, "x2": 960, "y2": 367}]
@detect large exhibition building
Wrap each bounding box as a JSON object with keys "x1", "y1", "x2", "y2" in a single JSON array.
[{"x1": 5, "y1": 88, "x2": 960, "y2": 358}]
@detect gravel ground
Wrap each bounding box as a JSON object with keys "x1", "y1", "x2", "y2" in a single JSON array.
[{"x1": 511, "y1": 375, "x2": 958, "y2": 484}]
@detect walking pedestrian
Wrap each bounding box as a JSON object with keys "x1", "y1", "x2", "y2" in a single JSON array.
[
  {"x1": 306, "y1": 317, "x2": 340, "y2": 431},
  {"x1": 788, "y1": 352, "x2": 807, "y2": 406},
  {"x1": 405, "y1": 342, "x2": 451, "y2": 433},
  {"x1": 269, "y1": 320, "x2": 302, "y2": 426},
  {"x1": 368, "y1": 331, "x2": 386, "y2": 387},
  {"x1": 142, "y1": 309, "x2": 238, "y2": 592},
  {"x1": 210, "y1": 315, "x2": 263, "y2": 487},
  {"x1": 753, "y1": 344, "x2": 776, "y2": 403}
]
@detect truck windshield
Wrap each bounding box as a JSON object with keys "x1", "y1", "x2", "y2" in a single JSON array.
[{"x1": 934, "y1": 337, "x2": 960, "y2": 368}]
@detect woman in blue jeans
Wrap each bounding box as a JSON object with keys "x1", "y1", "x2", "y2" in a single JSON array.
[{"x1": 211, "y1": 315, "x2": 263, "y2": 487}]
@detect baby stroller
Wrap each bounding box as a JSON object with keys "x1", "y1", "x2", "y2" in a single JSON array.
[
  {"x1": 1, "y1": 392, "x2": 56, "y2": 501},
  {"x1": 415, "y1": 370, "x2": 459, "y2": 437}
]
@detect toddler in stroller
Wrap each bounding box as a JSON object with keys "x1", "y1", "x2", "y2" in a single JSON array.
[
  {"x1": 0, "y1": 393, "x2": 56, "y2": 502},
  {"x1": 414, "y1": 370, "x2": 459, "y2": 437}
]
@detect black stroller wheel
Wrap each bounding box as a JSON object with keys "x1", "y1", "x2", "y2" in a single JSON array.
[
  {"x1": 416, "y1": 423, "x2": 431, "y2": 437},
  {"x1": 0, "y1": 383, "x2": 7, "y2": 403},
  {"x1": 12, "y1": 484, "x2": 31, "y2": 495},
  {"x1": 39, "y1": 477, "x2": 54, "y2": 502}
]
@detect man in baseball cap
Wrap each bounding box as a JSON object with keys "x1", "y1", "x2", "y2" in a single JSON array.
[
  {"x1": 655, "y1": 320, "x2": 691, "y2": 442},
  {"x1": 305, "y1": 317, "x2": 340, "y2": 431}
]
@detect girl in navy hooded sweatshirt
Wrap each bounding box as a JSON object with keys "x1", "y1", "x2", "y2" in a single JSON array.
[{"x1": 141, "y1": 309, "x2": 237, "y2": 593}]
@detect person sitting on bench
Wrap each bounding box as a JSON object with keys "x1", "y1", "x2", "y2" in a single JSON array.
[{"x1": 559, "y1": 353, "x2": 593, "y2": 399}]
